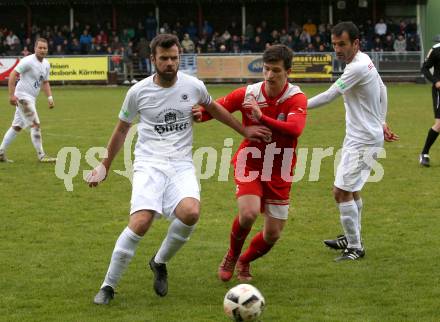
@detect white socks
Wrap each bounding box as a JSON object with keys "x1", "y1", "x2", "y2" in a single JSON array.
[
  {"x1": 338, "y1": 200, "x2": 362, "y2": 249},
  {"x1": 30, "y1": 127, "x2": 45, "y2": 158},
  {"x1": 0, "y1": 127, "x2": 19, "y2": 152},
  {"x1": 101, "y1": 227, "x2": 142, "y2": 289},
  {"x1": 155, "y1": 218, "x2": 196, "y2": 264},
  {"x1": 355, "y1": 198, "x2": 363, "y2": 235}
]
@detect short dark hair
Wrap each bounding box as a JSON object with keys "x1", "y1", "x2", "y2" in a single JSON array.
[
  {"x1": 35, "y1": 37, "x2": 48, "y2": 46},
  {"x1": 331, "y1": 21, "x2": 360, "y2": 43},
  {"x1": 263, "y1": 44, "x2": 293, "y2": 70},
  {"x1": 150, "y1": 33, "x2": 181, "y2": 56}
]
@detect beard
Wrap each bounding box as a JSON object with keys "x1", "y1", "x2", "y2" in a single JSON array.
[{"x1": 155, "y1": 66, "x2": 178, "y2": 82}]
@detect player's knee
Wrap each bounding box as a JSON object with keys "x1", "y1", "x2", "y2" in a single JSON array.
[
  {"x1": 180, "y1": 210, "x2": 199, "y2": 226},
  {"x1": 129, "y1": 211, "x2": 154, "y2": 235},
  {"x1": 12, "y1": 126, "x2": 22, "y2": 132},
  {"x1": 433, "y1": 122, "x2": 440, "y2": 132},
  {"x1": 239, "y1": 207, "x2": 259, "y2": 224},
  {"x1": 264, "y1": 230, "x2": 280, "y2": 244}
]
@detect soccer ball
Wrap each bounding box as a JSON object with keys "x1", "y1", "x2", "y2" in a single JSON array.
[{"x1": 223, "y1": 284, "x2": 265, "y2": 322}]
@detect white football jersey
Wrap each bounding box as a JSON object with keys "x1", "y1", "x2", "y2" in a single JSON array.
[
  {"x1": 119, "y1": 71, "x2": 212, "y2": 161},
  {"x1": 14, "y1": 54, "x2": 50, "y2": 102},
  {"x1": 334, "y1": 51, "x2": 385, "y2": 144}
]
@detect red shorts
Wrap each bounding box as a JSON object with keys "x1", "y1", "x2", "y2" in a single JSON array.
[{"x1": 234, "y1": 165, "x2": 292, "y2": 208}]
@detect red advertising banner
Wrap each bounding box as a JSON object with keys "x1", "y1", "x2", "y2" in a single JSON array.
[{"x1": 0, "y1": 58, "x2": 20, "y2": 80}]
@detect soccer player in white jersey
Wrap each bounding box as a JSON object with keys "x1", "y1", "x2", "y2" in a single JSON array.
[
  {"x1": 0, "y1": 38, "x2": 56, "y2": 163},
  {"x1": 307, "y1": 22, "x2": 398, "y2": 261},
  {"x1": 87, "y1": 34, "x2": 271, "y2": 305}
]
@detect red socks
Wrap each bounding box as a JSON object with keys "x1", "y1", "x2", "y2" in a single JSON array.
[
  {"x1": 227, "y1": 215, "x2": 251, "y2": 258},
  {"x1": 239, "y1": 231, "x2": 274, "y2": 263}
]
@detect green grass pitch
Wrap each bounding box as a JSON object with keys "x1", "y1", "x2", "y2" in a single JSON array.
[{"x1": 0, "y1": 83, "x2": 439, "y2": 321}]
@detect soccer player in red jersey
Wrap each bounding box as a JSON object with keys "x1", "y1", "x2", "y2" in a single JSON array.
[{"x1": 194, "y1": 44, "x2": 307, "y2": 281}]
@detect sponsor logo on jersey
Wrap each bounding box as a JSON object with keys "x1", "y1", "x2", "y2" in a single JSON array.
[
  {"x1": 155, "y1": 108, "x2": 189, "y2": 134},
  {"x1": 277, "y1": 113, "x2": 285, "y2": 121}
]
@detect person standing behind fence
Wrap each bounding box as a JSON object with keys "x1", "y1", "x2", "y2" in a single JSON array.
[
  {"x1": 419, "y1": 36, "x2": 440, "y2": 167},
  {"x1": 122, "y1": 41, "x2": 137, "y2": 85},
  {"x1": 136, "y1": 36, "x2": 151, "y2": 75}
]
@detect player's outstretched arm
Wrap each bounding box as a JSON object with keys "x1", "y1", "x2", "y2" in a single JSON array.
[
  {"x1": 87, "y1": 120, "x2": 131, "y2": 187},
  {"x1": 204, "y1": 100, "x2": 271, "y2": 141},
  {"x1": 42, "y1": 81, "x2": 54, "y2": 108},
  {"x1": 307, "y1": 84, "x2": 340, "y2": 109}
]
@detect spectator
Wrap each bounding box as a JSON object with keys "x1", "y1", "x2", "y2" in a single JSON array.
[
  {"x1": 249, "y1": 35, "x2": 265, "y2": 52},
  {"x1": 122, "y1": 41, "x2": 137, "y2": 84},
  {"x1": 383, "y1": 34, "x2": 394, "y2": 51},
  {"x1": 288, "y1": 21, "x2": 300, "y2": 34},
  {"x1": 406, "y1": 36, "x2": 419, "y2": 51},
  {"x1": 364, "y1": 19, "x2": 375, "y2": 41},
  {"x1": 181, "y1": 33, "x2": 195, "y2": 53},
  {"x1": 53, "y1": 44, "x2": 65, "y2": 55},
  {"x1": 279, "y1": 29, "x2": 289, "y2": 45},
  {"x1": 185, "y1": 21, "x2": 198, "y2": 40},
  {"x1": 145, "y1": 11, "x2": 157, "y2": 40},
  {"x1": 244, "y1": 23, "x2": 255, "y2": 40},
  {"x1": 120, "y1": 28, "x2": 131, "y2": 46},
  {"x1": 228, "y1": 21, "x2": 240, "y2": 37},
  {"x1": 53, "y1": 31, "x2": 66, "y2": 48},
  {"x1": 6, "y1": 30, "x2": 20, "y2": 49},
  {"x1": 371, "y1": 36, "x2": 383, "y2": 52},
  {"x1": 79, "y1": 30, "x2": 93, "y2": 54},
  {"x1": 134, "y1": 22, "x2": 145, "y2": 42},
  {"x1": 111, "y1": 35, "x2": 122, "y2": 52},
  {"x1": 20, "y1": 46, "x2": 31, "y2": 56},
  {"x1": 136, "y1": 36, "x2": 151, "y2": 75},
  {"x1": 303, "y1": 18, "x2": 317, "y2": 37},
  {"x1": 393, "y1": 34, "x2": 407, "y2": 53},
  {"x1": 202, "y1": 20, "x2": 213, "y2": 38},
  {"x1": 374, "y1": 18, "x2": 387, "y2": 37},
  {"x1": 173, "y1": 21, "x2": 184, "y2": 40},
  {"x1": 68, "y1": 38, "x2": 81, "y2": 55}
]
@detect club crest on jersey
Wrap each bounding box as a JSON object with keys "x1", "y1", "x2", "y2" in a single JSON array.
[
  {"x1": 277, "y1": 113, "x2": 285, "y2": 121},
  {"x1": 164, "y1": 112, "x2": 177, "y2": 124},
  {"x1": 180, "y1": 93, "x2": 189, "y2": 102}
]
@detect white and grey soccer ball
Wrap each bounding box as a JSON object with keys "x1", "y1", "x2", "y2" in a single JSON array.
[{"x1": 223, "y1": 284, "x2": 265, "y2": 322}]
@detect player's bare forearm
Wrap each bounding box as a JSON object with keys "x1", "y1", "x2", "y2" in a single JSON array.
[
  {"x1": 42, "y1": 81, "x2": 55, "y2": 108},
  {"x1": 7, "y1": 71, "x2": 17, "y2": 105},
  {"x1": 102, "y1": 120, "x2": 131, "y2": 170},
  {"x1": 204, "y1": 100, "x2": 246, "y2": 136},
  {"x1": 42, "y1": 81, "x2": 52, "y2": 97}
]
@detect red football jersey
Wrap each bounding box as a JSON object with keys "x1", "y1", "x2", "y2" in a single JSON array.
[{"x1": 215, "y1": 81, "x2": 307, "y2": 178}]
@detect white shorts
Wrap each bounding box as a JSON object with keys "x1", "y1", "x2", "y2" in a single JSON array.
[
  {"x1": 130, "y1": 160, "x2": 200, "y2": 219},
  {"x1": 334, "y1": 138, "x2": 384, "y2": 192},
  {"x1": 12, "y1": 99, "x2": 39, "y2": 129}
]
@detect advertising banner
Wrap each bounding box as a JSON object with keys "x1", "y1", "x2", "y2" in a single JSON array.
[
  {"x1": 289, "y1": 54, "x2": 333, "y2": 79},
  {"x1": 0, "y1": 58, "x2": 20, "y2": 80},
  {"x1": 197, "y1": 53, "x2": 332, "y2": 80},
  {"x1": 196, "y1": 56, "x2": 242, "y2": 79},
  {"x1": 49, "y1": 57, "x2": 108, "y2": 80}
]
